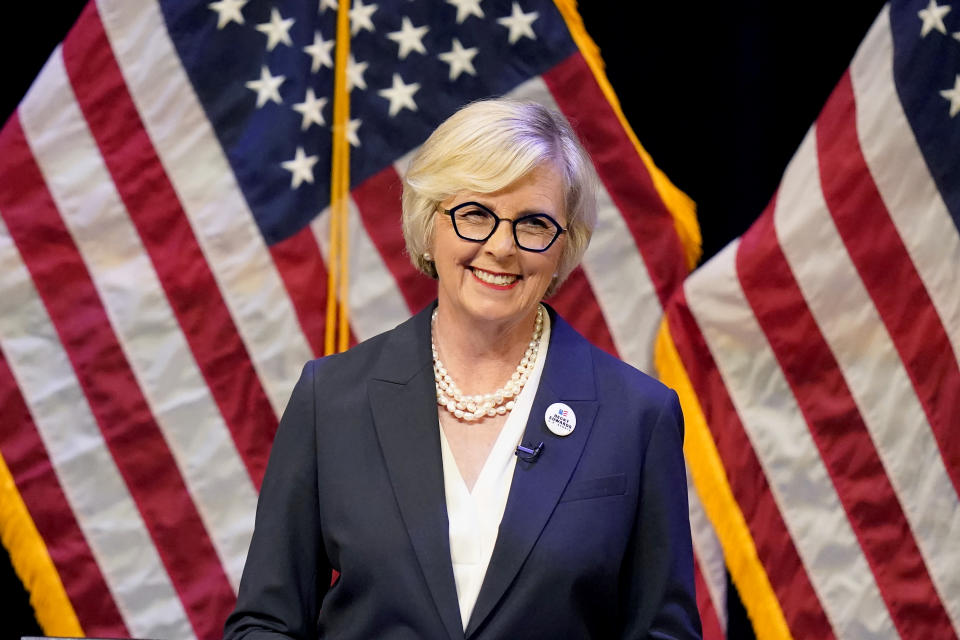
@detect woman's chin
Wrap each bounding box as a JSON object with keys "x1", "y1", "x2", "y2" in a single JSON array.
[{"x1": 453, "y1": 297, "x2": 538, "y2": 330}]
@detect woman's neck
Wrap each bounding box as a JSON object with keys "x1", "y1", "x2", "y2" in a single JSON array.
[{"x1": 432, "y1": 305, "x2": 541, "y2": 395}]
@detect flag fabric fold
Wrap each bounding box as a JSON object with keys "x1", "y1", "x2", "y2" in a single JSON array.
[{"x1": 0, "y1": 0, "x2": 715, "y2": 637}]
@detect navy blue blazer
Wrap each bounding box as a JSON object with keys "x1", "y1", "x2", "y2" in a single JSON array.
[{"x1": 224, "y1": 303, "x2": 701, "y2": 639}]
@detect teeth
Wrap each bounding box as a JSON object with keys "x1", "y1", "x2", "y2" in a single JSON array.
[{"x1": 473, "y1": 268, "x2": 517, "y2": 286}]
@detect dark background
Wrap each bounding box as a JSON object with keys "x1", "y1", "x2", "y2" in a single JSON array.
[{"x1": 1, "y1": 1, "x2": 886, "y2": 636}]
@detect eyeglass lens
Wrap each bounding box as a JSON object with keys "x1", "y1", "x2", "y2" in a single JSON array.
[{"x1": 449, "y1": 203, "x2": 561, "y2": 251}]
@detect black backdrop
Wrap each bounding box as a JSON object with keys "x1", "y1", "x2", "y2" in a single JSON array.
[{"x1": 1, "y1": 1, "x2": 886, "y2": 636}]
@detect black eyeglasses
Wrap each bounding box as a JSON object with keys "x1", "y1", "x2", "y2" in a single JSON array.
[{"x1": 442, "y1": 201, "x2": 566, "y2": 252}]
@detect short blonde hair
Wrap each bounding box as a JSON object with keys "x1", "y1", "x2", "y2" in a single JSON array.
[{"x1": 401, "y1": 98, "x2": 597, "y2": 297}]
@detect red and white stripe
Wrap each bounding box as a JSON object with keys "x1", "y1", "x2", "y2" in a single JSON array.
[
  {"x1": 688, "y1": 241, "x2": 898, "y2": 638},
  {"x1": 20, "y1": 44, "x2": 258, "y2": 593},
  {"x1": 674, "y1": 6, "x2": 960, "y2": 637},
  {"x1": 0, "y1": 107, "x2": 235, "y2": 638},
  {"x1": 0, "y1": 0, "x2": 721, "y2": 636},
  {"x1": 98, "y1": 0, "x2": 314, "y2": 415},
  {"x1": 0, "y1": 212, "x2": 192, "y2": 639},
  {"x1": 666, "y1": 294, "x2": 834, "y2": 639}
]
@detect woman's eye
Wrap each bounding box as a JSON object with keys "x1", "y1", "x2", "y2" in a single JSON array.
[
  {"x1": 519, "y1": 216, "x2": 551, "y2": 230},
  {"x1": 456, "y1": 208, "x2": 489, "y2": 221}
]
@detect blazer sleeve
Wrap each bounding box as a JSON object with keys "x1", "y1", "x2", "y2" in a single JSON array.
[
  {"x1": 620, "y1": 389, "x2": 702, "y2": 640},
  {"x1": 224, "y1": 360, "x2": 332, "y2": 640}
]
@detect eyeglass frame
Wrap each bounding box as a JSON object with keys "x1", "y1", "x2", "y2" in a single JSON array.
[{"x1": 440, "y1": 201, "x2": 567, "y2": 253}]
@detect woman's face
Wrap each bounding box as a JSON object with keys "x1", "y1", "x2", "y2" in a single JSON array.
[{"x1": 431, "y1": 164, "x2": 566, "y2": 330}]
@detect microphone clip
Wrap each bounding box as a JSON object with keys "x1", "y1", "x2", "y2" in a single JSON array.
[{"x1": 515, "y1": 441, "x2": 544, "y2": 462}]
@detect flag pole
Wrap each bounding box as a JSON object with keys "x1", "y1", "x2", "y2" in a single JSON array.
[{"x1": 327, "y1": 0, "x2": 352, "y2": 355}]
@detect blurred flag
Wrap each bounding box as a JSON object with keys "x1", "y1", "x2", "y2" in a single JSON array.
[
  {"x1": 0, "y1": 0, "x2": 716, "y2": 638},
  {"x1": 656, "y1": 1, "x2": 960, "y2": 638}
]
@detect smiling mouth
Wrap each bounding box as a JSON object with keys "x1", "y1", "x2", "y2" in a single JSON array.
[{"x1": 470, "y1": 267, "x2": 520, "y2": 287}]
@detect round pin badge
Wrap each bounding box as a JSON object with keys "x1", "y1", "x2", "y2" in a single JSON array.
[{"x1": 544, "y1": 402, "x2": 576, "y2": 437}]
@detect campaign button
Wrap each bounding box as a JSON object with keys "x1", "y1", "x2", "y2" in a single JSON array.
[{"x1": 544, "y1": 402, "x2": 576, "y2": 437}]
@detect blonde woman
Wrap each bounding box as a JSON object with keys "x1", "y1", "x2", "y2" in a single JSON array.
[{"x1": 225, "y1": 99, "x2": 701, "y2": 639}]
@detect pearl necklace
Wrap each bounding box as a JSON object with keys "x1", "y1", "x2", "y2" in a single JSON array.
[{"x1": 432, "y1": 306, "x2": 544, "y2": 422}]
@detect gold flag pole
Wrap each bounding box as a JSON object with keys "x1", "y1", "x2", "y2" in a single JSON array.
[{"x1": 326, "y1": 0, "x2": 351, "y2": 355}]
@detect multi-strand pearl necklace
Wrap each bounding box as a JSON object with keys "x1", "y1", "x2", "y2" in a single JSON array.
[{"x1": 432, "y1": 306, "x2": 544, "y2": 422}]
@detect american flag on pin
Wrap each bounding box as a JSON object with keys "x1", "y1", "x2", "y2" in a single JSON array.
[
  {"x1": 657, "y1": 1, "x2": 960, "y2": 638},
  {"x1": 0, "y1": 0, "x2": 715, "y2": 638}
]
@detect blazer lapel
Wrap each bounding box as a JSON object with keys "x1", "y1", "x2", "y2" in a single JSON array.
[
  {"x1": 368, "y1": 304, "x2": 464, "y2": 640},
  {"x1": 465, "y1": 312, "x2": 599, "y2": 637}
]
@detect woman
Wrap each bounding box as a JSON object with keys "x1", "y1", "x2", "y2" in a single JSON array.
[{"x1": 224, "y1": 99, "x2": 701, "y2": 639}]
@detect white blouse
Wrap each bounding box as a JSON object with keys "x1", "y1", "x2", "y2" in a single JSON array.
[{"x1": 438, "y1": 311, "x2": 551, "y2": 629}]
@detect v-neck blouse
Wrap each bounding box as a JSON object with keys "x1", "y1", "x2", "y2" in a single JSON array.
[{"x1": 437, "y1": 311, "x2": 552, "y2": 630}]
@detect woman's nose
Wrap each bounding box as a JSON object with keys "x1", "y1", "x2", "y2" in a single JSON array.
[{"x1": 484, "y1": 219, "x2": 518, "y2": 256}]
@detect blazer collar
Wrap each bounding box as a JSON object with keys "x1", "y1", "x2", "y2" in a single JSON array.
[
  {"x1": 465, "y1": 307, "x2": 599, "y2": 637},
  {"x1": 367, "y1": 302, "x2": 464, "y2": 640}
]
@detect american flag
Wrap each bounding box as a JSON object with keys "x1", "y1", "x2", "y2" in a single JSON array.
[
  {"x1": 657, "y1": 1, "x2": 960, "y2": 638},
  {"x1": 0, "y1": 0, "x2": 720, "y2": 637}
]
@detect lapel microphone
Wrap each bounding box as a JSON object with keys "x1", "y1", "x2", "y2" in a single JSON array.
[{"x1": 515, "y1": 441, "x2": 544, "y2": 462}]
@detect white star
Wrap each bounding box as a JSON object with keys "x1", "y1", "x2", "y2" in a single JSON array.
[
  {"x1": 940, "y1": 74, "x2": 960, "y2": 117},
  {"x1": 497, "y1": 2, "x2": 538, "y2": 44},
  {"x1": 346, "y1": 118, "x2": 362, "y2": 147},
  {"x1": 954, "y1": 30, "x2": 960, "y2": 41},
  {"x1": 293, "y1": 88, "x2": 328, "y2": 130},
  {"x1": 387, "y1": 17, "x2": 429, "y2": 59},
  {"x1": 918, "y1": 0, "x2": 951, "y2": 37},
  {"x1": 438, "y1": 38, "x2": 478, "y2": 80},
  {"x1": 208, "y1": 0, "x2": 247, "y2": 29},
  {"x1": 281, "y1": 147, "x2": 319, "y2": 189},
  {"x1": 378, "y1": 73, "x2": 421, "y2": 117},
  {"x1": 350, "y1": 0, "x2": 378, "y2": 35},
  {"x1": 245, "y1": 66, "x2": 285, "y2": 107},
  {"x1": 303, "y1": 31, "x2": 335, "y2": 72},
  {"x1": 256, "y1": 8, "x2": 295, "y2": 51},
  {"x1": 319, "y1": 0, "x2": 338, "y2": 12},
  {"x1": 347, "y1": 55, "x2": 369, "y2": 91},
  {"x1": 446, "y1": 0, "x2": 484, "y2": 24}
]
